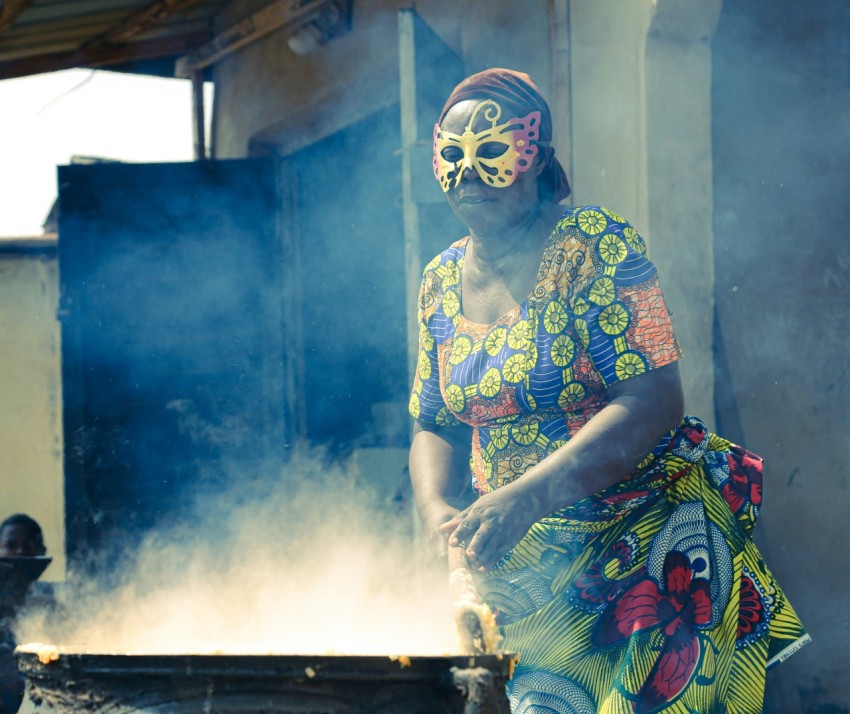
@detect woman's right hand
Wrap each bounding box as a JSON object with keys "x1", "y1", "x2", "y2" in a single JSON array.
[
  {"x1": 410, "y1": 420, "x2": 472, "y2": 558},
  {"x1": 421, "y1": 502, "x2": 461, "y2": 557}
]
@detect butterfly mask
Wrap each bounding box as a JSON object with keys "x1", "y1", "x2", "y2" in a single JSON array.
[{"x1": 433, "y1": 99, "x2": 544, "y2": 192}]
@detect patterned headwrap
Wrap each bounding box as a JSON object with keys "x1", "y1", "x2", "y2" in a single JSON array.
[{"x1": 438, "y1": 68, "x2": 571, "y2": 203}]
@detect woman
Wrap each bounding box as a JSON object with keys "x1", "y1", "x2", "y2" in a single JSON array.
[{"x1": 408, "y1": 68, "x2": 809, "y2": 713}]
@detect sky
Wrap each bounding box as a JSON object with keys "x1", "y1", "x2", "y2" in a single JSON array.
[{"x1": 0, "y1": 69, "x2": 207, "y2": 237}]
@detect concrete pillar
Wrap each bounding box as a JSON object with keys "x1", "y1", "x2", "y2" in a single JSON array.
[
  {"x1": 569, "y1": 0, "x2": 721, "y2": 426},
  {"x1": 645, "y1": 0, "x2": 722, "y2": 428}
]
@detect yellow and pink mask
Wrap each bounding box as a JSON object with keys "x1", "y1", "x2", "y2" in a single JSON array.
[{"x1": 433, "y1": 99, "x2": 544, "y2": 192}]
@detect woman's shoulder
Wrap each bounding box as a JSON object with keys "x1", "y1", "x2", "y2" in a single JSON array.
[
  {"x1": 555, "y1": 204, "x2": 633, "y2": 232},
  {"x1": 554, "y1": 205, "x2": 648, "y2": 256},
  {"x1": 420, "y1": 237, "x2": 468, "y2": 301},
  {"x1": 418, "y1": 237, "x2": 467, "y2": 314},
  {"x1": 423, "y1": 236, "x2": 468, "y2": 276}
]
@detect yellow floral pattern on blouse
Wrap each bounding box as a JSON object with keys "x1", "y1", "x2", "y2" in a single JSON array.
[{"x1": 410, "y1": 206, "x2": 681, "y2": 494}]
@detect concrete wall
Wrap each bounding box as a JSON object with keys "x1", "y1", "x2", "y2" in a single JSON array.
[
  {"x1": 212, "y1": 0, "x2": 556, "y2": 159},
  {"x1": 570, "y1": 0, "x2": 846, "y2": 704},
  {"x1": 569, "y1": 0, "x2": 719, "y2": 425},
  {"x1": 213, "y1": 0, "x2": 402, "y2": 158},
  {"x1": 0, "y1": 249, "x2": 65, "y2": 579},
  {"x1": 712, "y1": 0, "x2": 850, "y2": 708}
]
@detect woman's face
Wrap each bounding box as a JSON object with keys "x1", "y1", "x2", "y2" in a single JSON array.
[{"x1": 439, "y1": 99, "x2": 543, "y2": 236}]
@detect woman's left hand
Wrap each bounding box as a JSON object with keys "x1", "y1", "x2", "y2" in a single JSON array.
[{"x1": 438, "y1": 486, "x2": 537, "y2": 571}]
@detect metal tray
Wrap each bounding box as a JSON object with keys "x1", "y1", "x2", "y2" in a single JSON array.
[{"x1": 17, "y1": 650, "x2": 516, "y2": 713}]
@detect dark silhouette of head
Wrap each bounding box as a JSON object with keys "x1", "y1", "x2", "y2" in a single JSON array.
[{"x1": 0, "y1": 514, "x2": 46, "y2": 558}]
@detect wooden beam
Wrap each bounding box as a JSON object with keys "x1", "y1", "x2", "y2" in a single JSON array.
[
  {"x1": 0, "y1": 31, "x2": 207, "y2": 79},
  {"x1": 191, "y1": 69, "x2": 206, "y2": 159},
  {"x1": 0, "y1": 0, "x2": 35, "y2": 34},
  {"x1": 82, "y1": 0, "x2": 202, "y2": 47},
  {"x1": 397, "y1": 7, "x2": 422, "y2": 391},
  {"x1": 175, "y1": 0, "x2": 329, "y2": 76}
]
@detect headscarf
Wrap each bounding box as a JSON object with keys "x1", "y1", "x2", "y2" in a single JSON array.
[{"x1": 438, "y1": 68, "x2": 571, "y2": 203}]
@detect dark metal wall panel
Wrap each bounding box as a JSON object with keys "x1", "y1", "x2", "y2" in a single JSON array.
[
  {"x1": 58, "y1": 157, "x2": 287, "y2": 560},
  {"x1": 290, "y1": 104, "x2": 409, "y2": 448}
]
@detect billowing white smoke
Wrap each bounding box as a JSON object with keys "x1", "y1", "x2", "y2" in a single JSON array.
[{"x1": 16, "y1": 445, "x2": 461, "y2": 656}]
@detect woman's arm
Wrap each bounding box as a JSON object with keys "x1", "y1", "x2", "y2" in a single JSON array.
[
  {"x1": 409, "y1": 420, "x2": 474, "y2": 556},
  {"x1": 443, "y1": 361, "x2": 685, "y2": 570}
]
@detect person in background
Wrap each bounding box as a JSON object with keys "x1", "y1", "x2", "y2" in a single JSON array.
[
  {"x1": 0, "y1": 514, "x2": 50, "y2": 714},
  {"x1": 408, "y1": 68, "x2": 809, "y2": 713},
  {"x1": 0, "y1": 516, "x2": 46, "y2": 559}
]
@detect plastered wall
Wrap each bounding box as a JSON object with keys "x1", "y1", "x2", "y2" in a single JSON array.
[
  {"x1": 569, "y1": 0, "x2": 719, "y2": 425},
  {"x1": 712, "y1": 0, "x2": 850, "y2": 707},
  {"x1": 0, "y1": 251, "x2": 65, "y2": 579},
  {"x1": 212, "y1": 0, "x2": 555, "y2": 158}
]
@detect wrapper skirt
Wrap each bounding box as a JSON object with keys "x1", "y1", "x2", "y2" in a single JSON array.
[{"x1": 476, "y1": 417, "x2": 810, "y2": 714}]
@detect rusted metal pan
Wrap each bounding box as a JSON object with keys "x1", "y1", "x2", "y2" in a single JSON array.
[{"x1": 17, "y1": 651, "x2": 516, "y2": 713}]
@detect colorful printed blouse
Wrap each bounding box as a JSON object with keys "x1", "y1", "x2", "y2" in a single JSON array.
[{"x1": 409, "y1": 205, "x2": 682, "y2": 495}]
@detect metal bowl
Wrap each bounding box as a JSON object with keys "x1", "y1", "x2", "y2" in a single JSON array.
[{"x1": 17, "y1": 650, "x2": 516, "y2": 713}]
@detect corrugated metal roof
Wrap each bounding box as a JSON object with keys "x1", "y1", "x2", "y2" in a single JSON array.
[{"x1": 0, "y1": 0, "x2": 230, "y2": 79}]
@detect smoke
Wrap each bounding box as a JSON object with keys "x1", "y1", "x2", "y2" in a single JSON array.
[
  {"x1": 33, "y1": 92, "x2": 463, "y2": 658},
  {"x1": 15, "y1": 444, "x2": 462, "y2": 656}
]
